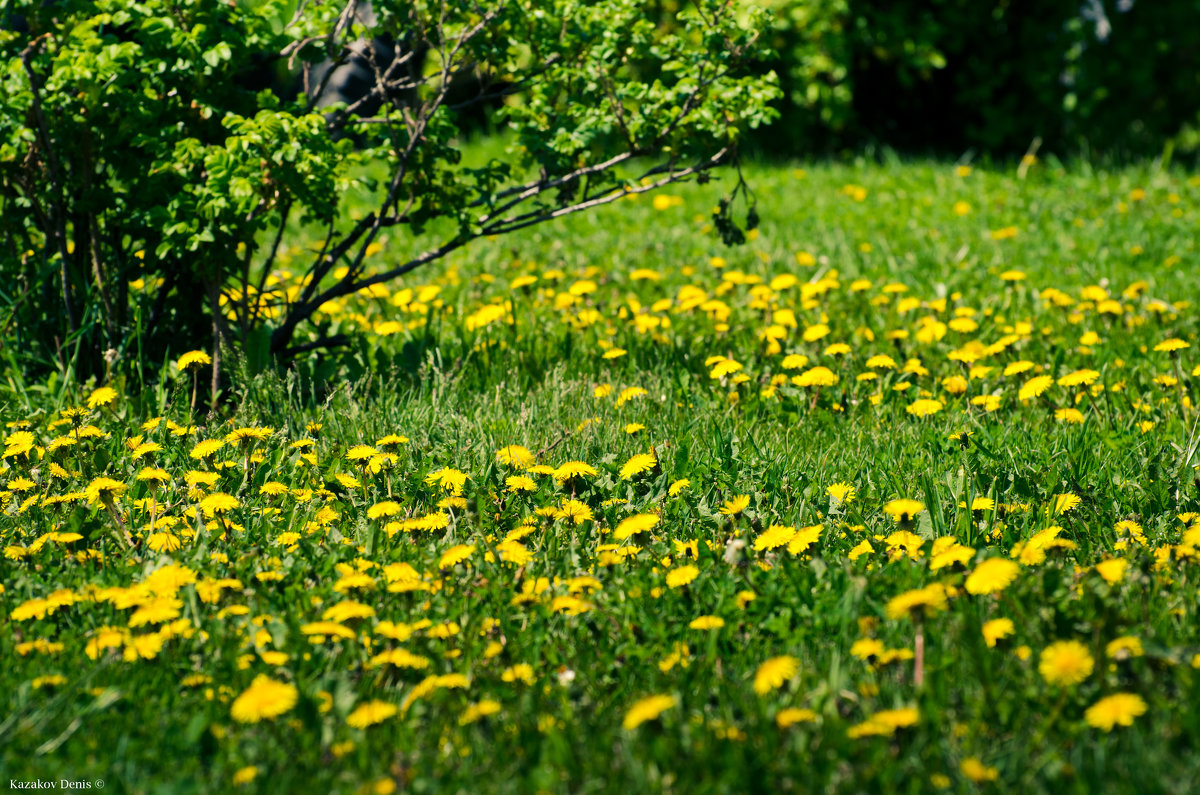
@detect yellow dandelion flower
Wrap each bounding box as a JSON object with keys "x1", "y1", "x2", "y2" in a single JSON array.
[
  {"x1": 177, "y1": 351, "x2": 212, "y2": 370},
  {"x1": 826, "y1": 482, "x2": 856, "y2": 505},
  {"x1": 1018, "y1": 375, "x2": 1054, "y2": 401},
  {"x1": 689, "y1": 615, "x2": 725, "y2": 630},
  {"x1": 346, "y1": 700, "x2": 399, "y2": 729},
  {"x1": 665, "y1": 565, "x2": 699, "y2": 588},
  {"x1": 883, "y1": 499, "x2": 924, "y2": 523},
  {"x1": 965, "y1": 558, "x2": 1020, "y2": 595},
  {"x1": 619, "y1": 452, "x2": 657, "y2": 480},
  {"x1": 552, "y1": 461, "x2": 598, "y2": 483},
  {"x1": 199, "y1": 492, "x2": 239, "y2": 515},
  {"x1": 622, "y1": 694, "x2": 676, "y2": 730},
  {"x1": 84, "y1": 477, "x2": 127, "y2": 505},
  {"x1": 346, "y1": 445, "x2": 378, "y2": 461},
  {"x1": 776, "y1": 708, "x2": 818, "y2": 728},
  {"x1": 230, "y1": 675, "x2": 298, "y2": 723},
  {"x1": 438, "y1": 544, "x2": 476, "y2": 569},
  {"x1": 754, "y1": 524, "x2": 796, "y2": 552},
  {"x1": 753, "y1": 655, "x2": 799, "y2": 695},
  {"x1": 1153, "y1": 338, "x2": 1189, "y2": 353},
  {"x1": 905, "y1": 398, "x2": 944, "y2": 418},
  {"x1": 1057, "y1": 369, "x2": 1100, "y2": 387},
  {"x1": 190, "y1": 439, "x2": 225, "y2": 459},
  {"x1": 1095, "y1": 558, "x2": 1128, "y2": 585},
  {"x1": 719, "y1": 494, "x2": 751, "y2": 516},
  {"x1": 614, "y1": 513, "x2": 659, "y2": 541},
  {"x1": 1084, "y1": 693, "x2": 1147, "y2": 731},
  {"x1": 459, "y1": 699, "x2": 502, "y2": 725},
  {"x1": 496, "y1": 445, "x2": 535, "y2": 468},
  {"x1": 87, "y1": 387, "x2": 118, "y2": 409},
  {"x1": 885, "y1": 585, "x2": 948, "y2": 620},
  {"x1": 961, "y1": 759, "x2": 999, "y2": 782},
  {"x1": 982, "y1": 618, "x2": 1015, "y2": 648},
  {"x1": 1038, "y1": 640, "x2": 1094, "y2": 687},
  {"x1": 1052, "y1": 493, "x2": 1082, "y2": 515}
]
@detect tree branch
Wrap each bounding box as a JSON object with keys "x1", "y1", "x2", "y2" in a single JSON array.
[{"x1": 275, "y1": 147, "x2": 728, "y2": 351}]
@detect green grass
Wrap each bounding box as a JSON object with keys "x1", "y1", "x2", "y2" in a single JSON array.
[{"x1": 2, "y1": 154, "x2": 1200, "y2": 794}]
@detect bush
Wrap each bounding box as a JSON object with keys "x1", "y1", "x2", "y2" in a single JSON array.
[
  {"x1": 0, "y1": 0, "x2": 778, "y2": 389},
  {"x1": 748, "y1": 0, "x2": 1200, "y2": 155}
]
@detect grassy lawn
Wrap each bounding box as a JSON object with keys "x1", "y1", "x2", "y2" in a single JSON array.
[{"x1": 2, "y1": 154, "x2": 1199, "y2": 793}]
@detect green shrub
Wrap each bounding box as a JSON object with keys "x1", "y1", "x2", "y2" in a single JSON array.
[
  {"x1": 747, "y1": 0, "x2": 1200, "y2": 155},
  {"x1": 0, "y1": 0, "x2": 778, "y2": 388}
]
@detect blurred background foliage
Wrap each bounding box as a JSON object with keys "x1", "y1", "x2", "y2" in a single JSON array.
[{"x1": 718, "y1": 0, "x2": 1200, "y2": 157}]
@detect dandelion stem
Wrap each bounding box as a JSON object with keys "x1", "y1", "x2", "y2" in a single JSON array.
[
  {"x1": 913, "y1": 614, "x2": 926, "y2": 688},
  {"x1": 101, "y1": 495, "x2": 133, "y2": 548}
]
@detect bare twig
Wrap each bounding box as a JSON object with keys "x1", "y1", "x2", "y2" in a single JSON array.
[{"x1": 272, "y1": 147, "x2": 728, "y2": 357}]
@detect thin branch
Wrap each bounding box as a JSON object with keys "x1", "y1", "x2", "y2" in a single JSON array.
[
  {"x1": 249, "y1": 199, "x2": 293, "y2": 331},
  {"x1": 282, "y1": 334, "x2": 351, "y2": 359},
  {"x1": 290, "y1": 148, "x2": 727, "y2": 328}
]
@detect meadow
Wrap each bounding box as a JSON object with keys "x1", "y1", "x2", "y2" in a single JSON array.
[{"x1": 2, "y1": 153, "x2": 1200, "y2": 794}]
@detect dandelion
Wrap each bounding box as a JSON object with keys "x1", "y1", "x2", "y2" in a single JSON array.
[
  {"x1": 1057, "y1": 369, "x2": 1100, "y2": 387},
  {"x1": 754, "y1": 524, "x2": 795, "y2": 551},
  {"x1": 905, "y1": 398, "x2": 944, "y2": 418},
  {"x1": 826, "y1": 482, "x2": 856, "y2": 505},
  {"x1": 426, "y1": 467, "x2": 469, "y2": 495},
  {"x1": 3, "y1": 430, "x2": 37, "y2": 458},
  {"x1": 367, "y1": 501, "x2": 402, "y2": 519},
  {"x1": 552, "y1": 461, "x2": 598, "y2": 484},
  {"x1": 719, "y1": 494, "x2": 751, "y2": 516},
  {"x1": 496, "y1": 445, "x2": 535, "y2": 468},
  {"x1": 346, "y1": 445, "x2": 378, "y2": 462},
  {"x1": 177, "y1": 350, "x2": 212, "y2": 370},
  {"x1": 1153, "y1": 338, "x2": 1189, "y2": 353},
  {"x1": 665, "y1": 565, "x2": 699, "y2": 588},
  {"x1": 438, "y1": 544, "x2": 475, "y2": 569},
  {"x1": 87, "y1": 387, "x2": 118, "y2": 409},
  {"x1": 886, "y1": 585, "x2": 947, "y2": 620},
  {"x1": 346, "y1": 700, "x2": 399, "y2": 729},
  {"x1": 965, "y1": 558, "x2": 1020, "y2": 595},
  {"x1": 85, "y1": 476, "x2": 132, "y2": 547},
  {"x1": 1084, "y1": 693, "x2": 1147, "y2": 731},
  {"x1": 792, "y1": 366, "x2": 839, "y2": 388},
  {"x1": 230, "y1": 675, "x2": 298, "y2": 723},
  {"x1": 1018, "y1": 375, "x2": 1054, "y2": 401},
  {"x1": 459, "y1": 700, "x2": 502, "y2": 725},
  {"x1": 1038, "y1": 640, "x2": 1094, "y2": 687},
  {"x1": 614, "y1": 513, "x2": 659, "y2": 541},
  {"x1": 622, "y1": 694, "x2": 676, "y2": 730},
  {"x1": 190, "y1": 439, "x2": 225, "y2": 460},
  {"x1": 226, "y1": 427, "x2": 272, "y2": 447},
  {"x1": 982, "y1": 618, "x2": 1015, "y2": 648},
  {"x1": 883, "y1": 499, "x2": 924, "y2": 524},
  {"x1": 689, "y1": 615, "x2": 725, "y2": 630},
  {"x1": 619, "y1": 452, "x2": 657, "y2": 480},
  {"x1": 961, "y1": 759, "x2": 999, "y2": 783},
  {"x1": 84, "y1": 476, "x2": 125, "y2": 505},
  {"x1": 787, "y1": 525, "x2": 821, "y2": 555},
  {"x1": 753, "y1": 655, "x2": 799, "y2": 695},
  {"x1": 847, "y1": 707, "x2": 919, "y2": 738},
  {"x1": 1095, "y1": 558, "x2": 1128, "y2": 584},
  {"x1": 199, "y1": 493, "x2": 239, "y2": 515},
  {"x1": 232, "y1": 767, "x2": 258, "y2": 786},
  {"x1": 1052, "y1": 493, "x2": 1081, "y2": 515},
  {"x1": 775, "y1": 708, "x2": 817, "y2": 728}
]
